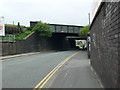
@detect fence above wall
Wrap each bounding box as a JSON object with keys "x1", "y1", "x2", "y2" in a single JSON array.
[{"x1": 0, "y1": 34, "x2": 16, "y2": 42}]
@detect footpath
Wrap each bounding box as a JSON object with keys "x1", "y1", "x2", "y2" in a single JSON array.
[{"x1": 44, "y1": 51, "x2": 103, "y2": 88}]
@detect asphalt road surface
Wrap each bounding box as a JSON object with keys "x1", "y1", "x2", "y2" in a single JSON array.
[
  {"x1": 2, "y1": 50, "x2": 102, "y2": 89},
  {"x1": 2, "y1": 51, "x2": 78, "y2": 88}
]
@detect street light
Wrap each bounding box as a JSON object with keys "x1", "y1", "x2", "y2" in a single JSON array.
[{"x1": 88, "y1": 13, "x2": 90, "y2": 25}]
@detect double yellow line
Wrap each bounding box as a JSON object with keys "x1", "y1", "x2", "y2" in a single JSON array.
[{"x1": 33, "y1": 51, "x2": 79, "y2": 90}]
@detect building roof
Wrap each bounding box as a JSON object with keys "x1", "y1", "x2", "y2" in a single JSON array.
[{"x1": 30, "y1": 21, "x2": 84, "y2": 27}]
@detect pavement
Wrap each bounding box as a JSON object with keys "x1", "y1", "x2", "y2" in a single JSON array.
[{"x1": 44, "y1": 51, "x2": 103, "y2": 88}]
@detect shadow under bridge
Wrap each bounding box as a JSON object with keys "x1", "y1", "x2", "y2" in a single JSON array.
[{"x1": 51, "y1": 33, "x2": 85, "y2": 51}]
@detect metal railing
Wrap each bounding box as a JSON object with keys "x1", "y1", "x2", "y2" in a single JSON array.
[{"x1": 0, "y1": 34, "x2": 16, "y2": 42}]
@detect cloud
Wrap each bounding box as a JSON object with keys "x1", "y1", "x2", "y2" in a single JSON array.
[{"x1": 0, "y1": 0, "x2": 94, "y2": 26}]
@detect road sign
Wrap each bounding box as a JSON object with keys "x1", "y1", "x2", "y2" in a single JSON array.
[
  {"x1": 0, "y1": 17, "x2": 5, "y2": 36},
  {"x1": 87, "y1": 36, "x2": 91, "y2": 42}
]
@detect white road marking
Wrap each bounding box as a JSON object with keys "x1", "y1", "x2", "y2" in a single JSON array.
[{"x1": 64, "y1": 70, "x2": 69, "y2": 79}]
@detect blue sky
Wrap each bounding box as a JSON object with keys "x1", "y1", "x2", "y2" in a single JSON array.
[{"x1": 0, "y1": 0, "x2": 96, "y2": 26}]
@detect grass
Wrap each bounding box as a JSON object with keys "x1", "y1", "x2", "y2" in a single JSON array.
[
  {"x1": 5, "y1": 24, "x2": 26, "y2": 28},
  {"x1": 14, "y1": 30, "x2": 33, "y2": 40},
  {"x1": 0, "y1": 30, "x2": 33, "y2": 42},
  {"x1": 2, "y1": 25, "x2": 33, "y2": 41}
]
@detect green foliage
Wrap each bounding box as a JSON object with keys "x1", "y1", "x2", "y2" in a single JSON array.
[
  {"x1": 80, "y1": 25, "x2": 90, "y2": 38},
  {"x1": 26, "y1": 27, "x2": 32, "y2": 31},
  {"x1": 32, "y1": 21, "x2": 52, "y2": 37},
  {"x1": 20, "y1": 25, "x2": 26, "y2": 28},
  {"x1": 76, "y1": 41, "x2": 82, "y2": 46},
  {"x1": 5, "y1": 24, "x2": 17, "y2": 27},
  {"x1": 5, "y1": 24, "x2": 26, "y2": 28},
  {"x1": 76, "y1": 41, "x2": 80, "y2": 45},
  {"x1": 15, "y1": 30, "x2": 33, "y2": 40},
  {"x1": 5, "y1": 24, "x2": 33, "y2": 40}
]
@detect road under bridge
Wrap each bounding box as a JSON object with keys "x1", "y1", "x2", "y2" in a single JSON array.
[{"x1": 30, "y1": 21, "x2": 85, "y2": 51}]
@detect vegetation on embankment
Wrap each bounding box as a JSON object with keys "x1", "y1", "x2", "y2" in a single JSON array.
[
  {"x1": 32, "y1": 21, "x2": 52, "y2": 37},
  {"x1": 5, "y1": 21, "x2": 52, "y2": 40},
  {"x1": 5, "y1": 24, "x2": 26, "y2": 28},
  {"x1": 14, "y1": 30, "x2": 33, "y2": 40}
]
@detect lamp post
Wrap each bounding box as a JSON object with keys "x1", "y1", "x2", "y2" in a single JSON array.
[{"x1": 88, "y1": 13, "x2": 90, "y2": 25}]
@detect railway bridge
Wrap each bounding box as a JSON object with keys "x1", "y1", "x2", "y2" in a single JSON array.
[{"x1": 30, "y1": 21, "x2": 84, "y2": 50}]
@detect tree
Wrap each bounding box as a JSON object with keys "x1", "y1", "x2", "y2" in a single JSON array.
[
  {"x1": 32, "y1": 21, "x2": 52, "y2": 37},
  {"x1": 80, "y1": 25, "x2": 90, "y2": 38}
]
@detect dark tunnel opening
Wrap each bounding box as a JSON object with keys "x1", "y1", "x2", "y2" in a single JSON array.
[{"x1": 51, "y1": 33, "x2": 83, "y2": 51}]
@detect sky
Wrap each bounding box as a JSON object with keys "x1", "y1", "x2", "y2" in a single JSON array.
[{"x1": 0, "y1": 0, "x2": 98, "y2": 26}]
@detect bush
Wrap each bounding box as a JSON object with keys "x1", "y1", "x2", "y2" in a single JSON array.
[
  {"x1": 32, "y1": 21, "x2": 52, "y2": 37},
  {"x1": 26, "y1": 27, "x2": 32, "y2": 31},
  {"x1": 5, "y1": 24, "x2": 33, "y2": 40},
  {"x1": 15, "y1": 30, "x2": 33, "y2": 40}
]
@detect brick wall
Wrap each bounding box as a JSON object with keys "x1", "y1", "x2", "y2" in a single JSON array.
[
  {"x1": 1, "y1": 32, "x2": 55, "y2": 56},
  {"x1": 90, "y1": 2, "x2": 120, "y2": 88},
  {"x1": 5, "y1": 26, "x2": 26, "y2": 34},
  {"x1": 118, "y1": 2, "x2": 120, "y2": 88},
  {"x1": 1, "y1": 32, "x2": 76, "y2": 56}
]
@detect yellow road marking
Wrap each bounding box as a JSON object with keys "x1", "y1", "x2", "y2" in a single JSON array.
[
  {"x1": 33, "y1": 60, "x2": 64, "y2": 90},
  {"x1": 33, "y1": 57, "x2": 67, "y2": 89},
  {"x1": 33, "y1": 51, "x2": 79, "y2": 90},
  {"x1": 38, "y1": 54, "x2": 75, "y2": 89}
]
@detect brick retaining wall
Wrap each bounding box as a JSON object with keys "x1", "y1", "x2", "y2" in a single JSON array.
[
  {"x1": 90, "y1": 2, "x2": 120, "y2": 88},
  {"x1": 1, "y1": 32, "x2": 75, "y2": 56}
]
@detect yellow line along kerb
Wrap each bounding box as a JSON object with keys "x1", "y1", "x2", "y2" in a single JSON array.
[
  {"x1": 33, "y1": 60, "x2": 65, "y2": 90},
  {"x1": 33, "y1": 51, "x2": 79, "y2": 90}
]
